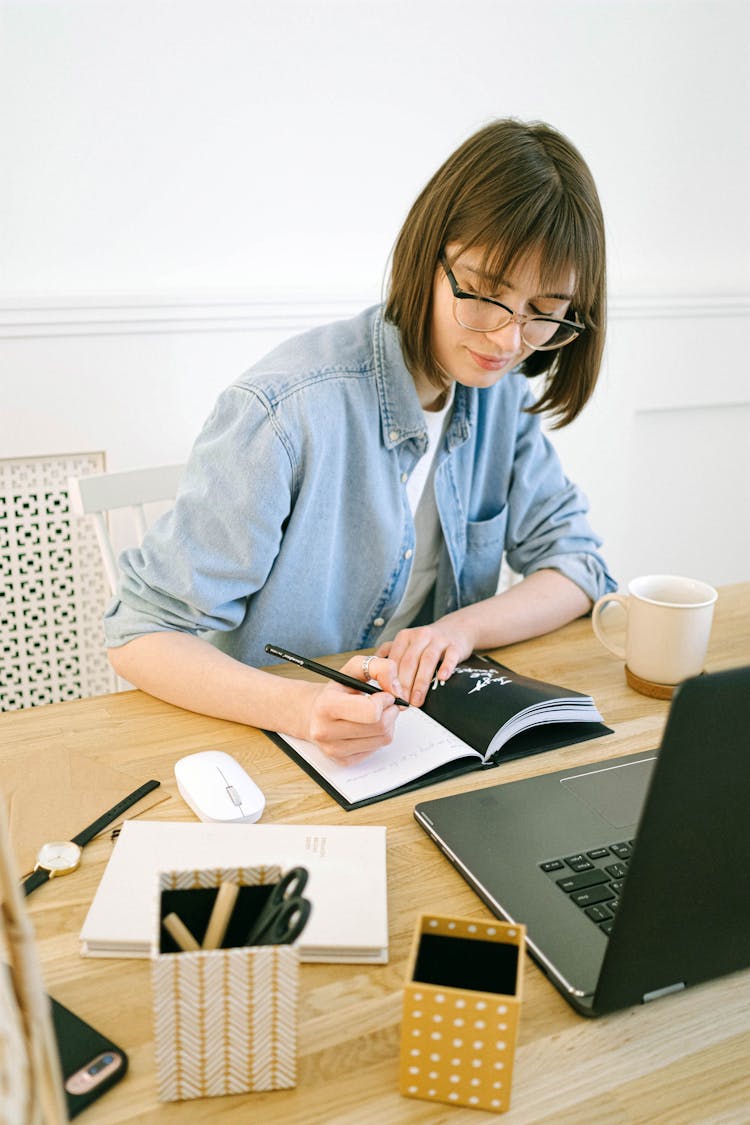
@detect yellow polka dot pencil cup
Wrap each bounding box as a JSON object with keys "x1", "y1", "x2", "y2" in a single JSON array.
[
  {"x1": 151, "y1": 864, "x2": 299, "y2": 1102},
  {"x1": 400, "y1": 913, "x2": 525, "y2": 1114}
]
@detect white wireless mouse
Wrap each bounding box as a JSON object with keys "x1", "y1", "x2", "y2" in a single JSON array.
[{"x1": 174, "y1": 750, "x2": 266, "y2": 824}]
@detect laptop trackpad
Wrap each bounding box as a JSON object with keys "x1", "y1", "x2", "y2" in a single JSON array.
[{"x1": 561, "y1": 758, "x2": 655, "y2": 829}]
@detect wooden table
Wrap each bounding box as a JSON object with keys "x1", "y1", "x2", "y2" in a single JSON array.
[{"x1": 3, "y1": 583, "x2": 749, "y2": 1123}]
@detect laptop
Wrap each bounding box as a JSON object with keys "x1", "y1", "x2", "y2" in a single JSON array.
[{"x1": 414, "y1": 665, "x2": 750, "y2": 1017}]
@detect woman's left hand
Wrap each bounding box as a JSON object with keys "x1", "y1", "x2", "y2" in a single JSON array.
[{"x1": 376, "y1": 620, "x2": 474, "y2": 707}]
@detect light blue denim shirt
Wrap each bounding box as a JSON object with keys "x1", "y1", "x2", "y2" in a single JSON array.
[{"x1": 104, "y1": 305, "x2": 615, "y2": 667}]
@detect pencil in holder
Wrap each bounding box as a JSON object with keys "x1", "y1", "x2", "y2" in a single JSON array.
[
  {"x1": 151, "y1": 864, "x2": 299, "y2": 1102},
  {"x1": 399, "y1": 913, "x2": 525, "y2": 1114}
]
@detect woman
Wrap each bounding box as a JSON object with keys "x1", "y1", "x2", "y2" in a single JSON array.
[{"x1": 105, "y1": 118, "x2": 615, "y2": 762}]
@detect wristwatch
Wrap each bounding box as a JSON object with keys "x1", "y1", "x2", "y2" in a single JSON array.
[{"x1": 22, "y1": 779, "x2": 161, "y2": 896}]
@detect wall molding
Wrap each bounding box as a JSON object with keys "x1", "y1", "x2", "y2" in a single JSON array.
[
  {"x1": 1, "y1": 292, "x2": 748, "y2": 339},
  {"x1": 0, "y1": 297, "x2": 368, "y2": 339}
]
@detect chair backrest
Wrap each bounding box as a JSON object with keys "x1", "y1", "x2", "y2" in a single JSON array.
[{"x1": 67, "y1": 464, "x2": 184, "y2": 594}]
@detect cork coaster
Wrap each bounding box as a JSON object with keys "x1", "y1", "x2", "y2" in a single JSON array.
[{"x1": 625, "y1": 666, "x2": 675, "y2": 700}]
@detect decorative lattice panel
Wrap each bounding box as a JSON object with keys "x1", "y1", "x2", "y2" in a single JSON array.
[{"x1": 0, "y1": 453, "x2": 116, "y2": 710}]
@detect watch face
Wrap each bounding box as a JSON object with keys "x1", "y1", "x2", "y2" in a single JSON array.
[{"x1": 37, "y1": 840, "x2": 82, "y2": 874}]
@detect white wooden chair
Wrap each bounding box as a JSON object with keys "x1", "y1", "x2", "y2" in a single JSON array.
[{"x1": 67, "y1": 463, "x2": 185, "y2": 594}]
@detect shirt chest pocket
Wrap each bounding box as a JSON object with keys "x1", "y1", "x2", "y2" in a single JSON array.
[{"x1": 460, "y1": 507, "x2": 508, "y2": 603}]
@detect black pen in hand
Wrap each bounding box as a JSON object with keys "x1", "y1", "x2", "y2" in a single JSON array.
[{"x1": 264, "y1": 644, "x2": 411, "y2": 708}]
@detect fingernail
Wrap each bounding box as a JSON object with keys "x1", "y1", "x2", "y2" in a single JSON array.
[{"x1": 412, "y1": 689, "x2": 423, "y2": 706}]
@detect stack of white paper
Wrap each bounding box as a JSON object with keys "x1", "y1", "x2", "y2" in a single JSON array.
[{"x1": 79, "y1": 821, "x2": 388, "y2": 964}]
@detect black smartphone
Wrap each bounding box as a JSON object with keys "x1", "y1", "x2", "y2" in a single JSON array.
[{"x1": 50, "y1": 996, "x2": 128, "y2": 1118}]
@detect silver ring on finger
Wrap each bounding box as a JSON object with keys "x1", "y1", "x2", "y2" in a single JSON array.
[{"x1": 362, "y1": 654, "x2": 377, "y2": 681}]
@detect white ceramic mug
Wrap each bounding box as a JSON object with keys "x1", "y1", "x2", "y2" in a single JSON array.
[{"x1": 592, "y1": 575, "x2": 717, "y2": 686}]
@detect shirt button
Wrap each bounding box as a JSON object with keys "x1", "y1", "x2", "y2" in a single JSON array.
[
  {"x1": 389, "y1": 430, "x2": 399, "y2": 442},
  {"x1": 401, "y1": 472, "x2": 408, "y2": 483},
  {"x1": 373, "y1": 617, "x2": 385, "y2": 628},
  {"x1": 404, "y1": 549, "x2": 413, "y2": 560}
]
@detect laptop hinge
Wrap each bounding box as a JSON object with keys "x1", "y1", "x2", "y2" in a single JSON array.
[{"x1": 642, "y1": 982, "x2": 685, "y2": 1003}]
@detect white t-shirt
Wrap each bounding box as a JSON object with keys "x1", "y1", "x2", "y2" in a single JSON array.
[{"x1": 378, "y1": 389, "x2": 454, "y2": 643}]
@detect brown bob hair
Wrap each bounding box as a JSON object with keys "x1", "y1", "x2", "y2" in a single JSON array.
[{"x1": 385, "y1": 119, "x2": 606, "y2": 427}]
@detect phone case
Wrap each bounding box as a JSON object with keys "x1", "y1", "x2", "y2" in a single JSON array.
[{"x1": 50, "y1": 997, "x2": 128, "y2": 1118}]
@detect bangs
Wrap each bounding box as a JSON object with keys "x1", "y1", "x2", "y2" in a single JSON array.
[{"x1": 450, "y1": 191, "x2": 600, "y2": 326}]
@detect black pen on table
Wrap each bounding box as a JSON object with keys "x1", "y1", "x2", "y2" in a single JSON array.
[{"x1": 264, "y1": 644, "x2": 411, "y2": 708}]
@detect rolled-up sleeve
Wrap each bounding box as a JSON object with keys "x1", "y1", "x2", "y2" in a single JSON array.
[
  {"x1": 503, "y1": 391, "x2": 616, "y2": 603},
  {"x1": 104, "y1": 384, "x2": 295, "y2": 648}
]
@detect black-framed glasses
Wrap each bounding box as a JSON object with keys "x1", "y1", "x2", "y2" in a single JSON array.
[{"x1": 439, "y1": 253, "x2": 584, "y2": 351}]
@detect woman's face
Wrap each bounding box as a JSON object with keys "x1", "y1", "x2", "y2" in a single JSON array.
[{"x1": 429, "y1": 242, "x2": 575, "y2": 392}]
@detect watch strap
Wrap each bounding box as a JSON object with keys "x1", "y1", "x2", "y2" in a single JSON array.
[
  {"x1": 71, "y1": 778, "x2": 161, "y2": 847},
  {"x1": 22, "y1": 779, "x2": 161, "y2": 897},
  {"x1": 23, "y1": 866, "x2": 52, "y2": 896}
]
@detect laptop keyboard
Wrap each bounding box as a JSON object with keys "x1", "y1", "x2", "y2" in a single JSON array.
[{"x1": 539, "y1": 840, "x2": 636, "y2": 936}]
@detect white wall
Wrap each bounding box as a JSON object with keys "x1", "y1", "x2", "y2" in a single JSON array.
[{"x1": 2, "y1": 0, "x2": 749, "y2": 589}]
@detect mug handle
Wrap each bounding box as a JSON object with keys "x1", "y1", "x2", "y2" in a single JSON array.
[{"x1": 591, "y1": 593, "x2": 628, "y2": 660}]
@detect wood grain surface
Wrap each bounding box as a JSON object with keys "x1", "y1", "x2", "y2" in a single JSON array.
[{"x1": 3, "y1": 583, "x2": 749, "y2": 1124}]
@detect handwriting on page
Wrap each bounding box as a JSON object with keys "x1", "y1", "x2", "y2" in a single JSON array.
[
  {"x1": 305, "y1": 835, "x2": 328, "y2": 859},
  {"x1": 279, "y1": 708, "x2": 480, "y2": 803}
]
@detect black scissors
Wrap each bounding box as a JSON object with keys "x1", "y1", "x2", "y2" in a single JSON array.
[{"x1": 245, "y1": 866, "x2": 312, "y2": 947}]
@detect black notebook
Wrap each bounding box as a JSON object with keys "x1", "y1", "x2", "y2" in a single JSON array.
[{"x1": 266, "y1": 654, "x2": 612, "y2": 810}]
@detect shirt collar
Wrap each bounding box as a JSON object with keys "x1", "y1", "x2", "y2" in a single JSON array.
[{"x1": 373, "y1": 309, "x2": 472, "y2": 452}]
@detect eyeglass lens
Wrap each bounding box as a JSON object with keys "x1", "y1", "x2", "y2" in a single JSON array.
[{"x1": 455, "y1": 299, "x2": 578, "y2": 350}]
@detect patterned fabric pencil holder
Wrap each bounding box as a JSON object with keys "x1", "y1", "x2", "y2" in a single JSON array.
[
  {"x1": 151, "y1": 864, "x2": 299, "y2": 1102},
  {"x1": 400, "y1": 913, "x2": 525, "y2": 1114}
]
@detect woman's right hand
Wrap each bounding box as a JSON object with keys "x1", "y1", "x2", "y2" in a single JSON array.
[
  {"x1": 108, "y1": 632, "x2": 404, "y2": 763},
  {"x1": 305, "y1": 654, "x2": 404, "y2": 763}
]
